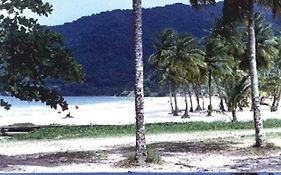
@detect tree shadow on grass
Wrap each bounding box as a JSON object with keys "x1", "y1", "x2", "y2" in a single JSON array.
[
  {"x1": 225, "y1": 144, "x2": 281, "y2": 171},
  {"x1": 151, "y1": 140, "x2": 239, "y2": 156},
  {"x1": 227, "y1": 155, "x2": 281, "y2": 172},
  {"x1": 110, "y1": 140, "x2": 281, "y2": 171},
  {"x1": 110, "y1": 139, "x2": 240, "y2": 158},
  {"x1": 0, "y1": 150, "x2": 107, "y2": 170}
]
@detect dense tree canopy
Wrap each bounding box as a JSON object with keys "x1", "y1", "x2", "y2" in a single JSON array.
[{"x1": 0, "y1": 0, "x2": 83, "y2": 110}]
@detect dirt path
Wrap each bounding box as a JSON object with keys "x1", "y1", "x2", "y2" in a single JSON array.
[{"x1": 1, "y1": 128, "x2": 281, "y2": 172}]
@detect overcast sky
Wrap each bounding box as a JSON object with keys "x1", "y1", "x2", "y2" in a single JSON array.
[{"x1": 27, "y1": 0, "x2": 188, "y2": 26}]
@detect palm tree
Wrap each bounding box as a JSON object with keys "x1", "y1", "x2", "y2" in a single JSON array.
[
  {"x1": 187, "y1": 84, "x2": 194, "y2": 112},
  {"x1": 176, "y1": 34, "x2": 206, "y2": 118},
  {"x1": 271, "y1": 36, "x2": 281, "y2": 112},
  {"x1": 216, "y1": 12, "x2": 279, "y2": 122},
  {"x1": 246, "y1": 5, "x2": 278, "y2": 147},
  {"x1": 132, "y1": 0, "x2": 147, "y2": 164},
  {"x1": 239, "y1": 13, "x2": 278, "y2": 71},
  {"x1": 191, "y1": 0, "x2": 281, "y2": 147},
  {"x1": 223, "y1": 70, "x2": 251, "y2": 122},
  {"x1": 149, "y1": 29, "x2": 180, "y2": 116},
  {"x1": 260, "y1": 74, "x2": 281, "y2": 111},
  {"x1": 192, "y1": 68, "x2": 208, "y2": 111},
  {"x1": 259, "y1": 36, "x2": 281, "y2": 112},
  {"x1": 204, "y1": 36, "x2": 233, "y2": 116},
  {"x1": 214, "y1": 77, "x2": 227, "y2": 112},
  {"x1": 220, "y1": 0, "x2": 281, "y2": 147},
  {"x1": 149, "y1": 30, "x2": 205, "y2": 117}
]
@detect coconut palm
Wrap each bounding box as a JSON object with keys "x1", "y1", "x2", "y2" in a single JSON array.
[
  {"x1": 260, "y1": 74, "x2": 281, "y2": 111},
  {"x1": 188, "y1": 0, "x2": 281, "y2": 146},
  {"x1": 132, "y1": 0, "x2": 147, "y2": 164},
  {"x1": 176, "y1": 34, "x2": 206, "y2": 118},
  {"x1": 149, "y1": 30, "x2": 176, "y2": 115},
  {"x1": 188, "y1": 0, "x2": 218, "y2": 114},
  {"x1": 149, "y1": 30, "x2": 205, "y2": 117},
  {"x1": 191, "y1": 67, "x2": 208, "y2": 111},
  {"x1": 271, "y1": 37, "x2": 281, "y2": 111},
  {"x1": 204, "y1": 36, "x2": 233, "y2": 116},
  {"x1": 149, "y1": 29, "x2": 180, "y2": 116},
  {"x1": 219, "y1": 12, "x2": 279, "y2": 122},
  {"x1": 223, "y1": 69, "x2": 251, "y2": 122},
  {"x1": 214, "y1": 77, "x2": 227, "y2": 112},
  {"x1": 220, "y1": 0, "x2": 281, "y2": 147},
  {"x1": 239, "y1": 13, "x2": 279, "y2": 71},
  {"x1": 259, "y1": 36, "x2": 281, "y2": 111},
  {"x1": 187, "y1": 84, "x2": 194, "y2": 112}
]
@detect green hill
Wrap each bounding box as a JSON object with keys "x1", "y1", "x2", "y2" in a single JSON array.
[{"x1": 51, "y1": 2, "x2": 281, "y2": 96}]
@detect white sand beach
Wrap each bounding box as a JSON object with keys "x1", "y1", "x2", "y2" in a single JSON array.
[
  {"x1": 0, "y1": 96, "x2": 280, "y2": 126},
  {"x1": 1, "y1": 96, "x2": 281, "y2": 172}
]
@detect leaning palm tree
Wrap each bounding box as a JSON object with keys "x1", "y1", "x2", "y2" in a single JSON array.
[
  {"x1": 220, "y1": 0, "x2": 281, "y2": 147},
  {"x1": 191, "y1": 66, "x2": 208, "y2": 111},
  {"x1": 176, "y1": 34, "x2": 206, "y2": 118},
  {"x1": 150, "y1": 30, "x2": 205, "y2": 117},
  {"x1": 223, "y1": 69, "x2": 251, "y2": 122},
  {"x1": 239, "y1": 13, "x2": 278, "y2": 71},
  {"x1": 204, "y1": 36, "x2": 233, "y2": 116},
  {"x1": 260, "y1": 73, "x2": 281, "y2": 111},
  {"x1": 213, "y1": 0, "x2": 264, "y2": 143},
  {"x1": 132, "y1": 0, "x2": 147, "y2": 164},
  {"x1": 148, "y1": 30, "x2": 174, "y2": 114},
  {"x1": 149, "y1": 29, "x2": 181, "y2": 116},
  {"x1": 259, "y1": 36, "x2": 281, "y2": 111}
]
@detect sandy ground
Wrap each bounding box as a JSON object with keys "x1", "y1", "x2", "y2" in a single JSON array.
[
  {"x1": 1, "y1": 129, "x2": 281, "y2": 172},
  {"x1": 1, "y1": 96, "x2": 281, "y2": 172},
  {"x1": 0, "y1": 96, "x2": 280, "y2": 126}
]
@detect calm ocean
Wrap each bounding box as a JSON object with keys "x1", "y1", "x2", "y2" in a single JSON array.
[{"x1": 0, "y1": 96, "x2": 135, "y2": 108}]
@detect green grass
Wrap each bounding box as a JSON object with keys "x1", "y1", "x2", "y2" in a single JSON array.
[{"x1": 7, "y1": 119, "x2": 281, "y2": 141}]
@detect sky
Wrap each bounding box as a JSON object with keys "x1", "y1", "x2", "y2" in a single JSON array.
[{"x1": 26, "y1": 0, "x2": 188, "y2": 26}]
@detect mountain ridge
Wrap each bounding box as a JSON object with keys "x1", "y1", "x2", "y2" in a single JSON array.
[{"x1": 50, "y1": 2, "x2": 280, "y2": 96}]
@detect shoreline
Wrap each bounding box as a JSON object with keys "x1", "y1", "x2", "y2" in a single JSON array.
[
  {"x1": 0, "y1": 96, "x2": 280, "y2": 126},
  {"x1": 1, "y1": 96, "x2": 281, "y2": 172}
]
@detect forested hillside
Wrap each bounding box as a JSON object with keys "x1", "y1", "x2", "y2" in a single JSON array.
[{"x1": 51, "y1": 2, "x2": 280, "y2": 96}]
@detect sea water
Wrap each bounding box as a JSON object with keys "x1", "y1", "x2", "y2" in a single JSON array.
[
  {"x1": 0, "y1": 95, "x2": 228, "y2": 125},
  {"x1": 0, "y1": 96, "x2": 135, "y2": 108},
  {"x1": 0, "y1": 96, "x2": 139, "y2": 125},
  {"x1": 0, "y1": 95, "x2": 182, "y2": 125}
]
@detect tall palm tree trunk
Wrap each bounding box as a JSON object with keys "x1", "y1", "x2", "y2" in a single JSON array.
[
  {"x1": 202, "y1": 95, "x2": 205, "y2": 110},
  {"x1": 194, "y1": 83, "x2": 202, "y2": 111},
  {"x1": 219, "y1": 98, "x2": 226, "y2": 112},
  {"x1": 231, "y1": 104, "x2": 237, "y2": 122},
  {"x1": 247, "y1": 0, "x2": 265, "y2": 148},
  {"x1": 214, "y1": 77, "x2": 226, "y2": 112},
  {"x1": 188, "y1": 85, "x2": 194, "y2": 112},
  {"x1": 271, "y1": 93, "x2": 277, "y2": 112},
  {"x1": 231, "y1": 108, "x2": 237, "y2": 122},
  {"x1": 169, "y1": 83, "x2": 174, "y2": 114},
  {"x1": 207, "y1": 70, "x2": 213, "y2": 116},
  {"x1": 275, "y1": 88, "x2": 281, "y2": 110},
  {"x1": 172, "y1": 83, "x2": 179, "y2": 116},
  {"x1": 271, "y1": 86, "x2": 281, "y2": 112},
  {"x1": 133, "y1": 0, "x2": 147, "y2": 164},
  {"x1": 182, "y1": 84, "x2": 190, "y2": 118}
]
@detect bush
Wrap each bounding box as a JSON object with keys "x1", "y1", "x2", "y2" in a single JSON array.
[{"x1": 146, "y1": 148, "x2": 161, "y2": 163}]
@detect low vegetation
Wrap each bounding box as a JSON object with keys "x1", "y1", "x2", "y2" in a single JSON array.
[
  {"x1": 6, "y1": 119, "x2": 281, "y2": 141},
  {"x1": 117, "y1": 147, "x2": 162, "y2": 167},
  {"x1": 239, "y1": 142, "x2": 281, "y2": 156}
]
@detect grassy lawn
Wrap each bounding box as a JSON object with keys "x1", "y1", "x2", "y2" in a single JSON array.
[{"x1": 6, "y1": 119, "x2": 281, "y2": 141}]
